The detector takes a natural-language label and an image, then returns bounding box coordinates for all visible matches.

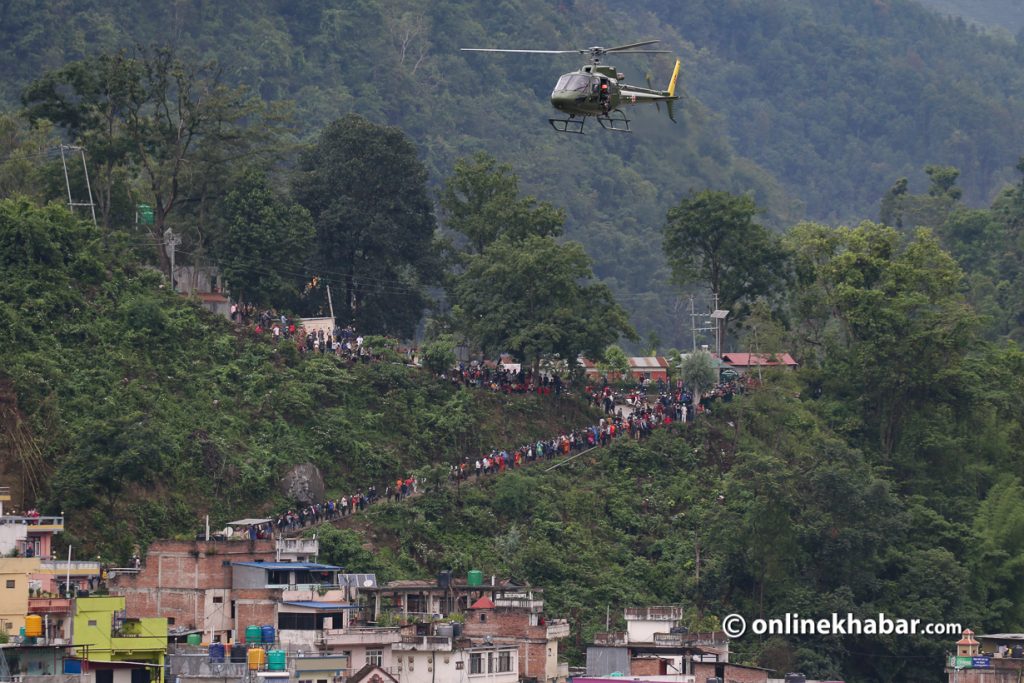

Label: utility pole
[164,228,182,290]
[690,295,715,353]
[58,145,97,225]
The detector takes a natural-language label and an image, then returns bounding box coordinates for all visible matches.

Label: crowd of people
[444,365,564,396]
[239,373,752,541]
[225,307,754,538]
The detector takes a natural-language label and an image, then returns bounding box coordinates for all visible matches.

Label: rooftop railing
[0,515,64,527]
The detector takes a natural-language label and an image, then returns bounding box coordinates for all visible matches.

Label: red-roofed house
[581,357,669,382]
[721,353,798,374]
[470,596,496,609]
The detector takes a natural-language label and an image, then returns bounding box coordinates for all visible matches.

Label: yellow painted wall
[0,557,41,635]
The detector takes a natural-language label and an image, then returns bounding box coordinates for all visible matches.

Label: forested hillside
[915,0,1024,33]
[4,0,1024,345]
[7,4,1024,681]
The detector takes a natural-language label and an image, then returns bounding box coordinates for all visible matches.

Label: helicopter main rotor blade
[461,48,579,54]
[604,39,663,52]
[604,50,672,54]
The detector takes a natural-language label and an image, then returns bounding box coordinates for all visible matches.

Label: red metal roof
[470,596,495,609]
[721,352,798,367]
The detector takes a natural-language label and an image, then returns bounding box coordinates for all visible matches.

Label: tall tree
[293,114,437,336]
[451,235,635,366]
[22,50,141,228]
[440,151,564,257]
[663,190,786,339]
[214,171,314,308]
[23,47,279,273]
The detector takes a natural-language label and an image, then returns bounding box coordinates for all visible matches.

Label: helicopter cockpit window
[555,75,572,91]
[565,74,591,92]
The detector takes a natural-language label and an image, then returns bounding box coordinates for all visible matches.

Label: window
[167,618,175,625]
[5,580,14,589]
[88,620,97,627]
[367,650,383,667]
[479,613,486,622]
[456,662,464,671]
[487,653,493,673]
[566,74,592,92]
[496,651,512,673]
[212,596,223,604]
[470,653,483,675]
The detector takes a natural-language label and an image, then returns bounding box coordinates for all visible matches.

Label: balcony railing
[546,621,571,639]
[27,597,73,613]
[593,632,627,646]
[394,635,453,651]
[0,515,64,528]
[39,560,101,575]
[321,627,402,647]
[624,606,684,621]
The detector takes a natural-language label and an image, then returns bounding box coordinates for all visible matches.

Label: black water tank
[230,644,247,663]
[785,673,807,683]
[706,678,723,683]
[437,570,453,589]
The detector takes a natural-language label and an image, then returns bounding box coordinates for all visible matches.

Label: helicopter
[461,40,681,134]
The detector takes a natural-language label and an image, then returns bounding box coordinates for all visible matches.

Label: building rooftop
[232,562,341,570]
[281,601,360,610]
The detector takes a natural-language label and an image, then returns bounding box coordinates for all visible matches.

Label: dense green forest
[916,0,1024,33]
[4,0,1024,345]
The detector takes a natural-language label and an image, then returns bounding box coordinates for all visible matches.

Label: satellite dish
[363,579,374,587]
[222,527,234,538]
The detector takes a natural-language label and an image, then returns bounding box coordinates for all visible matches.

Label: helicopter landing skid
[549,117,585,134]
[597,110,631,132]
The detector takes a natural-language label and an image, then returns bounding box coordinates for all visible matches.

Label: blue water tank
[261,625,276,645]
[209,642,225,662]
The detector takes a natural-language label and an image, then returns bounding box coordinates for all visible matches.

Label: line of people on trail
[258,403,675,540]
[232,347,753,539]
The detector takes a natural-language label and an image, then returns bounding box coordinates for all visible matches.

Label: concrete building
[463,596,569,683]
[0,557,41,636]
[72,596,167,683]
[944,629,1024,683]
[586,607,739,681]
[391,630,519,683]
[0,505,100,643]
[107,538,279,639]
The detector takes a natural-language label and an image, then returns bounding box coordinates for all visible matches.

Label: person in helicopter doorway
[599,78,610,114]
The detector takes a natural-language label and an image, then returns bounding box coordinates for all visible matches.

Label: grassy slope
[0,198,600,560]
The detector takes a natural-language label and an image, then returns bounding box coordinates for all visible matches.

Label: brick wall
[463,608,556,680]
[109,540,276,634]
[631,657,663,676]
[693,662,767,683]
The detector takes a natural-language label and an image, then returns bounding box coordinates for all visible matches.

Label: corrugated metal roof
[281,601,360,610]
[722,353,798,367]
[628,357,668,368]
[231,562,341,570]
